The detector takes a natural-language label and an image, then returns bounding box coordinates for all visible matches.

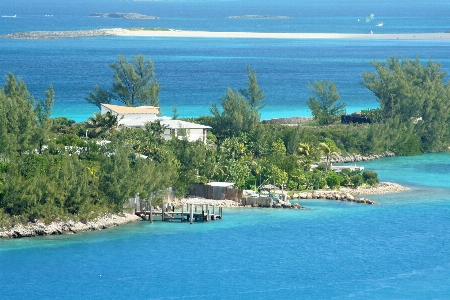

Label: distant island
[229,15,291,19]
[90,13,159,20]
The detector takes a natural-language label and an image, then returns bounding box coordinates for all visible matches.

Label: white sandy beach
[114,28,450,40]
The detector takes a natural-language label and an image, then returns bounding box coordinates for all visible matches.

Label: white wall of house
[116,114,158,127]
[163,127,208,143]
[100,104,210,143]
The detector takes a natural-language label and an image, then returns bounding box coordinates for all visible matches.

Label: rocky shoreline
[90,13,159,20]
[1,182,407,239]
[229,15,291,19]
[178,181,408,208]
[327,152,396,163]
[0,213,141,239]
[1,28,126,40]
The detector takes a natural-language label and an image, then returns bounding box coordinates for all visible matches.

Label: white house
[330,163,364,173]
[100,103,211,144]
[100,103,159,127]
[159,117,211,144]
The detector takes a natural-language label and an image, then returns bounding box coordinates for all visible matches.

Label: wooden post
[206,204,210,222]
[190,204,193,224]
[201,205,204,222]
[162,204,165,222]
[149,201,153,223]
[181,204,184,222]
[219,207,222,219]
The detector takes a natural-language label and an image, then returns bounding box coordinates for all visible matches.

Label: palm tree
[295,142,319,190]
[86,112,118,138]
[319,139,339,172]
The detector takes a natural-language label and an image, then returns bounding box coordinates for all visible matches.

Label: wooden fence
[189,184,244,202]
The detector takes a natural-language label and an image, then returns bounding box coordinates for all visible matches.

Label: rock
[299,192,308,199]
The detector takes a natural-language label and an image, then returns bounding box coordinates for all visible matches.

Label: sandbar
[116,28,450,40]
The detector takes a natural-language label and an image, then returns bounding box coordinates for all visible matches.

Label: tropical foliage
[2,55,449,227]
[85,54,161,108]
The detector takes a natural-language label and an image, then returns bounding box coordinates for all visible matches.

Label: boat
[1,15,17,18]
[376,22,383,26]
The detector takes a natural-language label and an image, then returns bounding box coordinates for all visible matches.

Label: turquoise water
[1,0,450,121]
[1,1,450,298]
[1,153,450,299]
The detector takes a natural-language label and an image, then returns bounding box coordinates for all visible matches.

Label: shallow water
[1,153,450,299]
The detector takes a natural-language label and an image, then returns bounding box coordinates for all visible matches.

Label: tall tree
[210,88,260,139]
[85,55,161,108]
[110,55,161,107]
[306,80,346,125]
[239,65,266,110]
[0,74,38,155]
[34,85,55,153]
[361,56,450,152]
[84,84,113,109]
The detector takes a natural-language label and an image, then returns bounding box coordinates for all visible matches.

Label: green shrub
[363,170,379,185]
[396,135,422,156]
[326,172,344,189]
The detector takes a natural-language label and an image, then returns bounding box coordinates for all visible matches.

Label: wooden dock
[135,203,222,224]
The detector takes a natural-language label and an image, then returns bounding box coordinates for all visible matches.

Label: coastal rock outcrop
[229,15,292,19]
[90,13,159,20]
[286,182,408,204]
[1,28,127,40]
[0,213,141,239]
[326,152,396,163]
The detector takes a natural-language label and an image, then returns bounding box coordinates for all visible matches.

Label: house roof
[159,119,211,129]
[101,103,159,114]
[206,182,235,187]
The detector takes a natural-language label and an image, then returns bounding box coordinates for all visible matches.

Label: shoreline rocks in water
[288,182,408,204]
[0,28,127,40]
[0,213,141,239]
[229,15,292,19]
[90,13,159,20]
[178,182,408,208]
[327,152,396,163]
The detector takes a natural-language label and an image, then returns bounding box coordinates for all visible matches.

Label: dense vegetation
[1,55,449,227]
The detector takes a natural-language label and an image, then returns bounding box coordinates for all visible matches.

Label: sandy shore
[116,28,450,40]
[2,28,449,40]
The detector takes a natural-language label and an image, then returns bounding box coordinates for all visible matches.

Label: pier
[135,203,222,224]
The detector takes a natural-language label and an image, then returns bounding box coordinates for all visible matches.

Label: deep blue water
[1,0,450,121]
[1,1,450,298]
[1,153,450,299]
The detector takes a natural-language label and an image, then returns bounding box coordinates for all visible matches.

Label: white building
[100,103,211,144]
[101,103,159,126]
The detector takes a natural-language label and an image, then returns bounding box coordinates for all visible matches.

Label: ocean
[1,1,450,298]
[1,0,450,121]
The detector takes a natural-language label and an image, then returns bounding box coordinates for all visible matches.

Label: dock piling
[149,201,153,223]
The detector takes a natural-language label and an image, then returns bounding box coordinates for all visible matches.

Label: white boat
[376,22,383,26]
[2,15,17,18]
